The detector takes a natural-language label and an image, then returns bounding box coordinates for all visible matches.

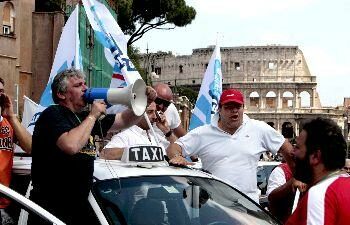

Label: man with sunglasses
[167,89,294,203]
[343,159,350,175]
[153,83,186,148]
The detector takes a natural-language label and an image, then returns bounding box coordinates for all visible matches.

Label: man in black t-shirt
[29,69,156,225]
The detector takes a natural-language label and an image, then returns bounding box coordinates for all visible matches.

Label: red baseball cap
[219,89,244,105]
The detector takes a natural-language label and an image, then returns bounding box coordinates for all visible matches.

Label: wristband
[87,116,96,121]
[164,130,172,137]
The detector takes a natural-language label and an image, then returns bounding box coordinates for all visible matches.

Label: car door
[0,183,65,225]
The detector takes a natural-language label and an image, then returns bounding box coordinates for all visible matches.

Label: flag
[21,96,44,134]
[189,45,222,130]
[82,0,142,87]
[39,5,82,106]
[14,96,45,153]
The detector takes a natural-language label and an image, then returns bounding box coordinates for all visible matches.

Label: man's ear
[57,92,66,101]
[309,149,322,166]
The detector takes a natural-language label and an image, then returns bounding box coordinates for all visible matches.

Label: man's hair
[302,117,346,170]
[0,77,4,86]
[51,69,85,104]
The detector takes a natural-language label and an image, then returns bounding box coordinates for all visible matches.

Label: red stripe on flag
[112,73,125,80]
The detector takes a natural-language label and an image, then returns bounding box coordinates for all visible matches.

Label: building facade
[142,45,345,136]
[0,0,35,114]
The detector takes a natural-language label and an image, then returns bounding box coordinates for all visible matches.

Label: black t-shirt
[30,105,114,212]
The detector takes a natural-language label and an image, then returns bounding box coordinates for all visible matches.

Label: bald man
[343,159,350,175]
[153,83,186,148]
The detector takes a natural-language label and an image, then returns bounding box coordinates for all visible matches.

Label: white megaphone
[83,79,147,116]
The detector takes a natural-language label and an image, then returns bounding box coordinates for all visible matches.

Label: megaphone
[83,79,147,116]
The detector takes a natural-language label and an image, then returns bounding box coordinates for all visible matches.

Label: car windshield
[92,175,279,225]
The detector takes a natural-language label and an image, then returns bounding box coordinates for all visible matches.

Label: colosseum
[141,45,345,138]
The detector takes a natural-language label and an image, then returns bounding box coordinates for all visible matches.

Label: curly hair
[302,117,346,170]
[51,69,85,104]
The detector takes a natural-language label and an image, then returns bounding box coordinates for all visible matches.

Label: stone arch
[2,2,16,35]
[265,91,277,108]
[249,91,260,108]
[282,91,294,108]
[300,91,311,108]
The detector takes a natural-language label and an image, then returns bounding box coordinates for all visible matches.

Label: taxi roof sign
[121,145,166,164]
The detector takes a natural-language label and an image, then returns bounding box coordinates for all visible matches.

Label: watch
[164,130,172,137]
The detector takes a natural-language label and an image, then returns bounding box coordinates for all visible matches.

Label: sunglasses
[343,166,350,171]
[155,97,171,107]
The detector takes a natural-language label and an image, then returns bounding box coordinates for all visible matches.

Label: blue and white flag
[189,45,222,130]
[82,0,142,87]
[39,5,82,106]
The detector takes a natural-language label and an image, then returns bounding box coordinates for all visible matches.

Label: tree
[127,45,147,81]
[114,0,196,46]
[35,0,65,12]
[176,86,198,105]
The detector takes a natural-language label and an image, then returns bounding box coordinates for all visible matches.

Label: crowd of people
[1,68,350,225]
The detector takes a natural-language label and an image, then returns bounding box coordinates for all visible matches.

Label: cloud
[302,46,350,106]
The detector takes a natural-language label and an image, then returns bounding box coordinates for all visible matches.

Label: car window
[92,176,280,225]
[257,164,279,195]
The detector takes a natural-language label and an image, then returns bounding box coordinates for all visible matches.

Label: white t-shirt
[104,125,165,150]
[153,103,181,148]
[266,166,286,197]
[175,113,285,202]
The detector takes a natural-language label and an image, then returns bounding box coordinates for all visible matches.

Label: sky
[134,0,350,107]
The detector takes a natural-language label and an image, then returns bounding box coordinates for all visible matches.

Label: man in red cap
[167,89,293,202]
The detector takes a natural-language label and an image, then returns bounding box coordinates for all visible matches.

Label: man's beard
[294,157,313,184]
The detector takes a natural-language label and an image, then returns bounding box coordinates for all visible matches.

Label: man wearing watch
[101,102,176,160]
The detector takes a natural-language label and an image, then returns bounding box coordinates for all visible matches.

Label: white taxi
[12,146,281,225]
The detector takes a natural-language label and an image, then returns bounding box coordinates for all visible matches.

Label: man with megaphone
[29,69,156,225]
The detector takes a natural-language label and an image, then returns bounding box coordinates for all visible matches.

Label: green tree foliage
[176,86,198,105]
[127,45,147,81]
[114,0,196,46]
[35,0,66,12]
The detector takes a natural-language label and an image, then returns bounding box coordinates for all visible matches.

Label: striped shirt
[286,173,350,225]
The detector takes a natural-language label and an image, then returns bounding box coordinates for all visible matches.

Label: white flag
[189,45,222,130]
[39,5,82,106]
[82,0,142,87]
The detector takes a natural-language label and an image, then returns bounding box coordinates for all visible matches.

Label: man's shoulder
[188,124,213,134]
[309,174,350,200]
[116,125,140,136]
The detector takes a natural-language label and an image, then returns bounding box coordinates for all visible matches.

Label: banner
[82,0,142,87]
[189,45,222,130]
[39,5,82,106]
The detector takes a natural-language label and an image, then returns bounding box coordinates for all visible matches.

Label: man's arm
[8,116,32,154]
[268,178,306,201]
[173,124,186,138]
[166,143,194,166]
[100,147,124,160]
[1,94,31,153]
[277,140,295,171]
[56,101,105,155]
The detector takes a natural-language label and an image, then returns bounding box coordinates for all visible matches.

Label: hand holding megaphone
[89,100,107,120]
[83,79,147,116]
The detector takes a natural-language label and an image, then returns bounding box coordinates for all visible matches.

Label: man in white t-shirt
[101,102,176,159]
[153,84,186,148]
[167,89,294,202]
